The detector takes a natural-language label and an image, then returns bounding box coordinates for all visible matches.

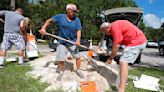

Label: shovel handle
[43,32,108,54]
[45,32,89,50]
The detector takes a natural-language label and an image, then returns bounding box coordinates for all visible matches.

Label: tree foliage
[15,0,138,41]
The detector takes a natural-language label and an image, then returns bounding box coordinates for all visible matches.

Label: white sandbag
[133,74,160,91]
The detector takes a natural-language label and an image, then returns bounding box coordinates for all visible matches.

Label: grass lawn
[125,66,164,92]
[0,60,164,92]
[0,61,49,92]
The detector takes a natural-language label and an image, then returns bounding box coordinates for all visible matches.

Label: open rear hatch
[102,7,143,25]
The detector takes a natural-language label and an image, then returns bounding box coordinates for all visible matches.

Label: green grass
[0,62,49,92]
[124,66,164,92]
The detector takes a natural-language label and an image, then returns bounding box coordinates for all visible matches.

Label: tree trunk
[11,0,15,10]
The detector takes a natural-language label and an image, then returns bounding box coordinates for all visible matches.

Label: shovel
[45,32,97,53]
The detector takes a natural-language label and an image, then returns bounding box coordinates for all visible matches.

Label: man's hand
[39,18,53,35]
[76,30,81,46]
[39,29,46,35]
[106,58,113,64]
[76,39,80,46]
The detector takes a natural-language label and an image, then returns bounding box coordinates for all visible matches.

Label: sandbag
[26,32,38,58]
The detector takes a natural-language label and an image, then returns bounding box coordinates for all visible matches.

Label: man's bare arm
[40,18,53,35]
[0,10,6,17]
[76,30,81,46]
[0,11,6,23]
[110,44,120,59]
[20,20,26,35]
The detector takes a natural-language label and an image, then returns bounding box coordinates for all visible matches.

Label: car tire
[159,47,164,56]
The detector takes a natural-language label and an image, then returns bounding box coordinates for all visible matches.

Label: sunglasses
[68,9,77,14]
[73,10,77,13]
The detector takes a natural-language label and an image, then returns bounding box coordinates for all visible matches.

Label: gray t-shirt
[0,10,24,33]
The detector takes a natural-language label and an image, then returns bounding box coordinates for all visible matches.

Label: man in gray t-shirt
[0,8,26,68]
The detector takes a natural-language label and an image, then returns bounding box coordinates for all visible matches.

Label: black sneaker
[0,65,4,69]
[57,72,64,81]
[76,70,84,78]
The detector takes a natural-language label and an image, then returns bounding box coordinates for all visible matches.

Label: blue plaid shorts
[1,33,25,51]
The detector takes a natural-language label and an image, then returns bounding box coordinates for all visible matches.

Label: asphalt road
[141,48,164,68]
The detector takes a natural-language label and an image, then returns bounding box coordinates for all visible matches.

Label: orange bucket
[80,81,97,92]
[26,33,35,41]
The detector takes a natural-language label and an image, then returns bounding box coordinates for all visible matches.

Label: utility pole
[11,0,15,10]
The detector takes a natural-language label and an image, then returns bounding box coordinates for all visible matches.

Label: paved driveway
[141,48,164,68]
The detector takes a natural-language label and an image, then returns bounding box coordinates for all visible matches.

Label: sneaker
[76,70,84,78]
[0,65,4,69]
[57,72,64,81]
